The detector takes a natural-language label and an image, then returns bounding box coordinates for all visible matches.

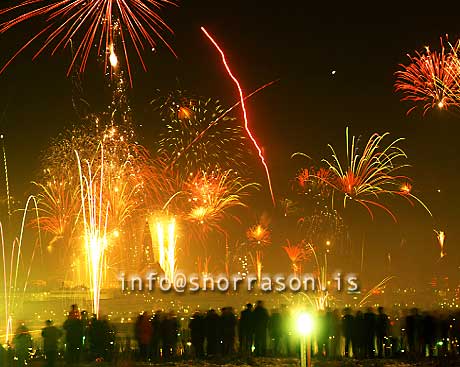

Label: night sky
[0,3,459,289]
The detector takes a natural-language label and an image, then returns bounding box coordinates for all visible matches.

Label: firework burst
[301,128,432,221]
[395,38,460,114]
[246,223,271,247]
[183,169,259,235]
[0,0,176,83]
[282,239,310,275]
[156,94,251,176]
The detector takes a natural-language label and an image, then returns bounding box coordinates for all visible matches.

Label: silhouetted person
[330,309,341,358]
[316,310,328,358]
[279,304,292,356]
[150,311,162,360]
[352,310,365,359]
[68,304,80,320]
[342,308,353,357]
[135,311,152,361]
[42,320,62,367]
[161,311,178,359]
[253,300,269,357]
[13,324,32,367]
[189,311,205,358]
[239,303,254,356]
[269,308,282,356]
[422,311,436,358]
[376,307,388,358]
[205,309,220,356]
[364,307,376,358]
[63,306,83,365]
[221,307,237,356]
[88,315,113,361]
[406,308,421,359]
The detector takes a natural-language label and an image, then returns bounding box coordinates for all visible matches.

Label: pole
[300,334,306,367]
[307,334,311,367]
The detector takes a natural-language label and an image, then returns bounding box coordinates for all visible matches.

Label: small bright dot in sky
[437,189,441,193]
[331,70,336,75]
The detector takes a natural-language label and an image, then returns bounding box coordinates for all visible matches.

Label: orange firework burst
[295,166,333,197]
[184,169,259,234]
[246,224,271,247]
[0,0,177,84]
[282,239,310,275]
[296,128,431,221]
[395,38,460,114]
[32,172,80,243]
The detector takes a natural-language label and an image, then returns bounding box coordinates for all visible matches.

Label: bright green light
[297,312,314,335]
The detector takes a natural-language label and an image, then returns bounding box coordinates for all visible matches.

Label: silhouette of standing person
[269,308,282,356]
[364,307,376,358]
[239,303,254,356]
[352,310,365,359]
[189,310,205,358]
[204,309,220,356]
[135,311,152,361]
[42,320,62,367]
[253,300,269,357]
[13,323,32,367]
[342,308,353,357]
[63,305,83,365]
[376,307,388,358]
[221,307,237,356]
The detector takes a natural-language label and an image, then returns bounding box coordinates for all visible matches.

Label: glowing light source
[109,44,118,68]
[297,312,314,335]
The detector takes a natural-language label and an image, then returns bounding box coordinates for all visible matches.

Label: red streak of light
[201,26,275,206]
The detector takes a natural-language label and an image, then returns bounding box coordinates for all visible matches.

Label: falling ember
[400,182,412,195]
[201,27,276,206]
[76,149,109,318]
[435,230,446,258]
[256,251,262,282]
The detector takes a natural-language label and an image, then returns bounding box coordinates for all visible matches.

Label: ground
[26,358,456,367]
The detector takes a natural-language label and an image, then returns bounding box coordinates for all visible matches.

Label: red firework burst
[395,38,460,115]
[0,0,177,84]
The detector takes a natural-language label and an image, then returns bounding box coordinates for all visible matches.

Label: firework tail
[201,27,276,206]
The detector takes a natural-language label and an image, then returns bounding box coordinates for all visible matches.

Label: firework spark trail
[1,196,42,343]
[201,27,275,206]
[76,148,109,318]
[1,135,11,217]
[298,128,432,221]
[435,229,446,258]
[358,276,395,307]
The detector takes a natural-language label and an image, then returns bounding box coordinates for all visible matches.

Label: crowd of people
[1,302,460,365]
